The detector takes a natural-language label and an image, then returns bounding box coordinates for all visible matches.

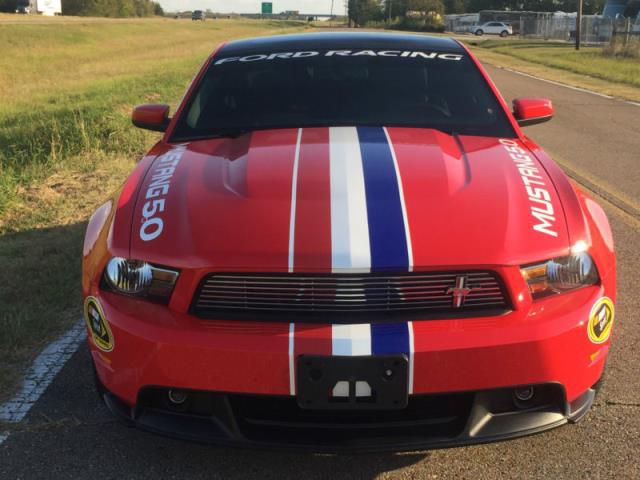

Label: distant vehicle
[474,22,513,37]
[192,10,206,21]
[15,6,30,13]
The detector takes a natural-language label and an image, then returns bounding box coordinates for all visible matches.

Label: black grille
[192,271,510,321]
[230,393,473,446]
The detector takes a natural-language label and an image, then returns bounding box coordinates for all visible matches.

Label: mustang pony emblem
[447,276,475,308]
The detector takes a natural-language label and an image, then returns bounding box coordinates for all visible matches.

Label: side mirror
[512,98,554,127]
[132,104,170,132]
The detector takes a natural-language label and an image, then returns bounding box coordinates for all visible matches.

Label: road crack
[603,400,640,408]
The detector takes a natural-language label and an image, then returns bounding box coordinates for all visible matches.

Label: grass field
[471,39,640,90]
[0,16,308,401]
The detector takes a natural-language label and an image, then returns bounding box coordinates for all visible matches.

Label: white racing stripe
[288,323,295,395]
[383,126,414,272]
[329,127,371,273]
[408,321,415,394]
[332,324,372,356]
[287,128,303,273]
[0,320,86,445]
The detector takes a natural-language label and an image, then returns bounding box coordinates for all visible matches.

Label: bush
[391,16,446,32]
[602,34,640,59]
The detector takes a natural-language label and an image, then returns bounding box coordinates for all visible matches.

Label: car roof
[216,32,464,57]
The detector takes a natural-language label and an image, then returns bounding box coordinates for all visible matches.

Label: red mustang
[82,32,616,451]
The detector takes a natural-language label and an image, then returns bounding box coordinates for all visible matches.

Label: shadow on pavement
[0,345,430,479]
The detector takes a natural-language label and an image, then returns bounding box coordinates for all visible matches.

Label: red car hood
[129,127,570,271]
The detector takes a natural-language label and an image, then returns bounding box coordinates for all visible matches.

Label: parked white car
[474,22,513,37]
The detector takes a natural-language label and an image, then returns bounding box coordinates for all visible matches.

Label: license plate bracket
[296,354,409,410]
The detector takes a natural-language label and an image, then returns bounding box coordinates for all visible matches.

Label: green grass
[0,17,308,400]
[472,40,640,89]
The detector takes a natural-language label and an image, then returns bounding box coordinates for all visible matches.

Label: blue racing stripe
[371,322,410,354]
[357,127,408,271]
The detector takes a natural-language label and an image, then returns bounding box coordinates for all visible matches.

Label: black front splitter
[99,381,597,454]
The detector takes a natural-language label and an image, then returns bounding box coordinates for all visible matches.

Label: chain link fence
[605,21,640,57]
[445,12,635,45]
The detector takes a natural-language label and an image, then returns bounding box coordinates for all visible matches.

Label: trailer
[19,0,61,15]
[36,0,61,16]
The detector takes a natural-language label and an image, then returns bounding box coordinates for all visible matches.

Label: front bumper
[87,284,611,449]
[99,381,598,453]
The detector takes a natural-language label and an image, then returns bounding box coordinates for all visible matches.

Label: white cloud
[158,0,341,14]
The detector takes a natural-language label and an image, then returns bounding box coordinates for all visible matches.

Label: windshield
[171,49,515,141]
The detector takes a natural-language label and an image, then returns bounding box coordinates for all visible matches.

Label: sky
[158,0,339,14]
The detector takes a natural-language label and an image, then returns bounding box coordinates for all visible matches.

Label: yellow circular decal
[587,297,614,344]
[83,296,114,352]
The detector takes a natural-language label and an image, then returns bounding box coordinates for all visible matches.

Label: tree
[384,0,409,18]
[348,0,384,26]
[407,0,444,15]
[464,0,512,13]
[584,0,606,14]
[443,0,465,13]
[61,0,164,17]
[624,0,640,18]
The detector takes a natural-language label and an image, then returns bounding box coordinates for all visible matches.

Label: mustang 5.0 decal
[500,138,558,238]
[84,297,114,352]
[588,297,614,344]
[139,145,186,242]
[214,50,464,66]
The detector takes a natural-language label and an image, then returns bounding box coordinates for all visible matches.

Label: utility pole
[575,0,583,50]
[388,0,393,23]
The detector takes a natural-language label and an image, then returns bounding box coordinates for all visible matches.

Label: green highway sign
[261,2,273,14]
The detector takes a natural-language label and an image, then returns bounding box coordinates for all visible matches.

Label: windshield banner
[214,50,464,66]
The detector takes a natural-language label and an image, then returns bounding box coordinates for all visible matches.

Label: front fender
[573,185,616,301]
[82,152,159,297]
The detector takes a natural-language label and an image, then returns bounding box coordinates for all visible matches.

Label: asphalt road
[1,64,639,480]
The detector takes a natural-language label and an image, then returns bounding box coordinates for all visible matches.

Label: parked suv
[474,22,513,37]
[192,10,206,21]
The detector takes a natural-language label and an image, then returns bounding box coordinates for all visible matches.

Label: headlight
[521,252,599,299]
[103,257,179,302]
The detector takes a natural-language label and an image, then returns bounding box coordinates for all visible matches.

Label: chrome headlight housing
[103,257,179,302]
[521,251,599,299]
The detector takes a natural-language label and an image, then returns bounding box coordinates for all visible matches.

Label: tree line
[348,0,612,27]
[0,0,164,16]
[62,0,164,17]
